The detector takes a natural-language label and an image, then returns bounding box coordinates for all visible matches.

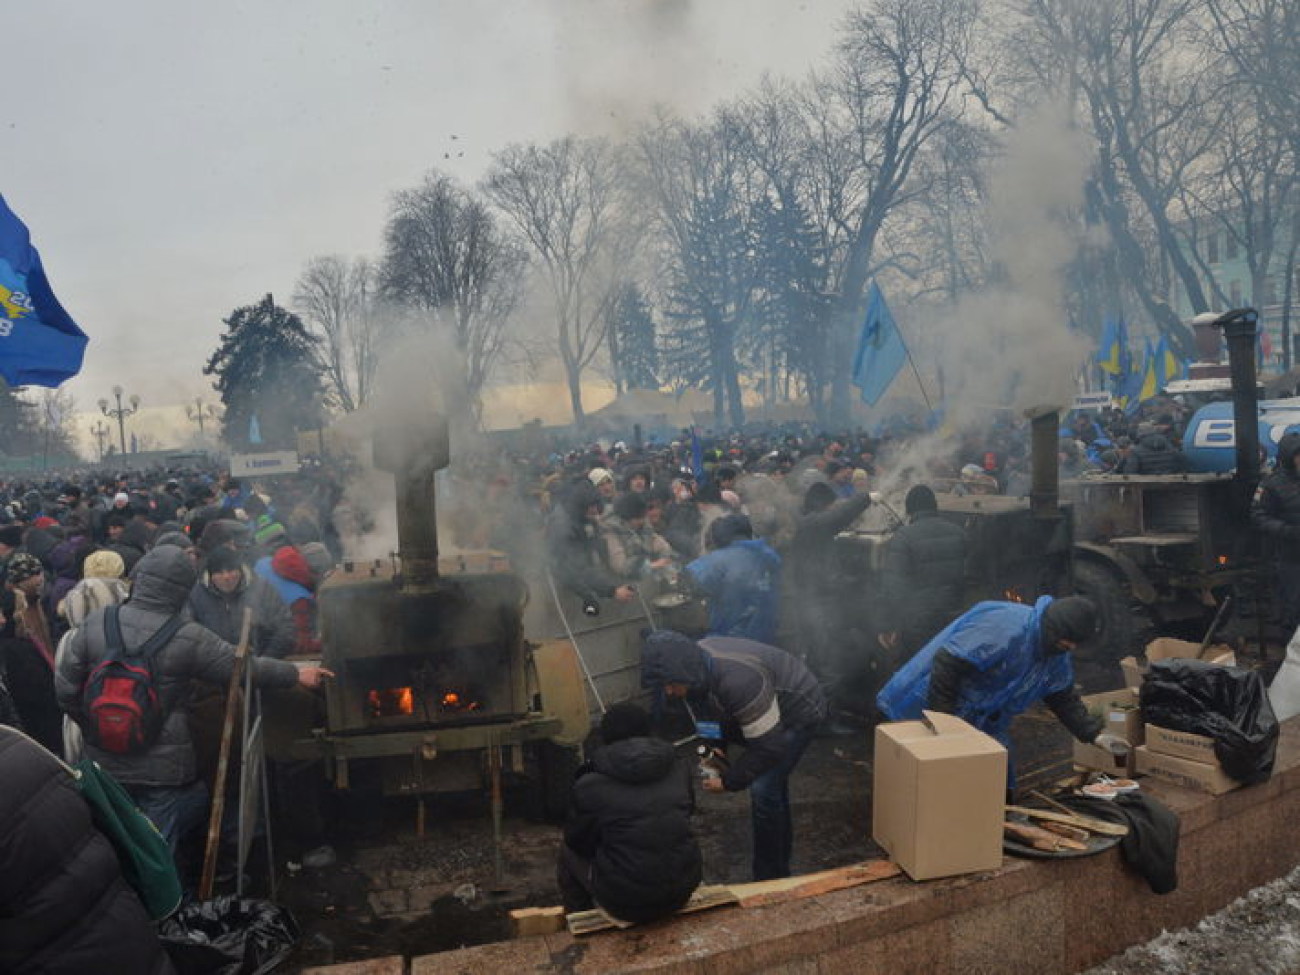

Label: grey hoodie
[55,546,299,787]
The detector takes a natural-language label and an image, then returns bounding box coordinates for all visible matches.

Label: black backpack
[82,607,186,755]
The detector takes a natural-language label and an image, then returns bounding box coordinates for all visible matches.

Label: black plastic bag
[1140,659,1279,784]
[159,896,299,975]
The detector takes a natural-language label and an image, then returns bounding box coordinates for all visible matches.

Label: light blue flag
[249,414,263,445]
[0,195,88,387]
[851,281,908,407]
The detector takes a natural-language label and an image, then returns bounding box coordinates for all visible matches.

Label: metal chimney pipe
[1216,308,1262,501]
[1028,407,1061,519]
[373,419,451,593]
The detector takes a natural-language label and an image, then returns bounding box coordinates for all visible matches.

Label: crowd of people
[0,399,1228,952]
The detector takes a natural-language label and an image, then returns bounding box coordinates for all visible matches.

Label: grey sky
[2,0,850,425]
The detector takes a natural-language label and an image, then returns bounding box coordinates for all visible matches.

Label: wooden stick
[1006,804,1129,837]
[1029,789,1082,819]
[199,609,254,900]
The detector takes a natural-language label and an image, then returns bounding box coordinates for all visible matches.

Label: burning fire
[1217,555,1229,566]
[1003,587,1026,603]
[367,687,415,718]
[441,691,481,713]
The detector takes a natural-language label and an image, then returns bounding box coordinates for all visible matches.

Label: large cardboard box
[1145,723,1217,763]
[1120,638,1236,690]
[873,711,1007,881]
[1135,745,1241,795]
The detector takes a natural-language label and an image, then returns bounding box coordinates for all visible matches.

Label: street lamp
[89,420,110,463]
[98,385,140,457]
[186,397,219,438]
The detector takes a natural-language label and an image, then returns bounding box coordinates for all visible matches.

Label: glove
[1043,688,1105,743]
[1093,731,1131,756]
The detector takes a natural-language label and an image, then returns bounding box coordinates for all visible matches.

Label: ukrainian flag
[1096,318,1125,377]
[1138,339,1159,403]
[1155,334,1182,385]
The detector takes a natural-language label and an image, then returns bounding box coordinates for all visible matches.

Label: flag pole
[902,342,934,414]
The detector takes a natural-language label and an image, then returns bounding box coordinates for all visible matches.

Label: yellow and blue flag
[1096,318,1126,377]
[1154,334,1182,385]
[1138,339,1159,403]
[851,281,908,407]
[0,196,87,387]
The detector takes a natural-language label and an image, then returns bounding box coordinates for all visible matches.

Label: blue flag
[249,414,263,445]
[689,426,704,481]
[1096,318,1125,377]
[0,196,88,387]
[851,281,908,407]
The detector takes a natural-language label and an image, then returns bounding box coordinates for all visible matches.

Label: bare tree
[293,255,382,412]
[380,172,525,426]
[817,0,977,423]
[1017,0,1216,357]
[483,137,621,424]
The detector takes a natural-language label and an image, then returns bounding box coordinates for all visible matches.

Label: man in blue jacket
[876,596,1103,763]
[684,514,781,643]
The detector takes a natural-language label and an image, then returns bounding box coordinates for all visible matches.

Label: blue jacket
[685,539,782,643]
[254,555,312,607]
[875,596,1074,744]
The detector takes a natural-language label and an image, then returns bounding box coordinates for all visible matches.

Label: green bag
[74,759,184,921]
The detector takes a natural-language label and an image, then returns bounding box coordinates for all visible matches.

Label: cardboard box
[1135,745,1241,795]
[1144,723,1217,763]
[1083,688,1144,746]
[872,711,1007,881]
[1120,638,1236,690]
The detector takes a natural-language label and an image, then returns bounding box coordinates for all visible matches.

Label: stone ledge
[310,716,1300,975]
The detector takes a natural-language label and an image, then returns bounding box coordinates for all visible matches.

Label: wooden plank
[566,885,738,936]
[509,906,566,937]
[734,860,901,908]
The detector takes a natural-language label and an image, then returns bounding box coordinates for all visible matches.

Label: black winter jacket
[1252,432,1300,562]
[642,633,828,790]
[1119,433,1186,475]
[547,503,620,604]
[0,727,175,975]
[880,511,967,640]
[188,567,296,657]
[565,736,701,922]
[789,492,872,599]
[55,547,300,787]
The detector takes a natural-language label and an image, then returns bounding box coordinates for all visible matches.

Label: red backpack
[83,607,185,755]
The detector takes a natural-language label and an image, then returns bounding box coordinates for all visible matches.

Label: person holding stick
[53,546,331,867]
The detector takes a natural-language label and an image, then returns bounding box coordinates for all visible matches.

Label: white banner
[230,450,300,477]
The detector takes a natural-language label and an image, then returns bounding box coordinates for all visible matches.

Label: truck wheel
[521,741,581,824]
[1072,560,1153,691]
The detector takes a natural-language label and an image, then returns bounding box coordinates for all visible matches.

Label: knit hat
[0,525,23,548]
[1041,596,1099,651]
[587,467,614,488]
[253,519,289,547]
[82,549,126,580]
[205,547,243,575]
[299,542,334,580]
[113,492,130,506]
[905,484,938,516]
[153,531,194,551]
[5,552,43,585]
[600,702,652,745]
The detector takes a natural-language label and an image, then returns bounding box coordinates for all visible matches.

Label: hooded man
[55,546,331,854]
[641,630,827,880]
[876,596,1104,777]
[547,481,635,611]
[558,702,702,923]
[254,544,323,655]
[878,485,968,666]
[1252,431,1300,632]
[685,514,782,644]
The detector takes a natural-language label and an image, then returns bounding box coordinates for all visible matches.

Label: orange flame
[367,687,415,718]
[1003,587,1025,603]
